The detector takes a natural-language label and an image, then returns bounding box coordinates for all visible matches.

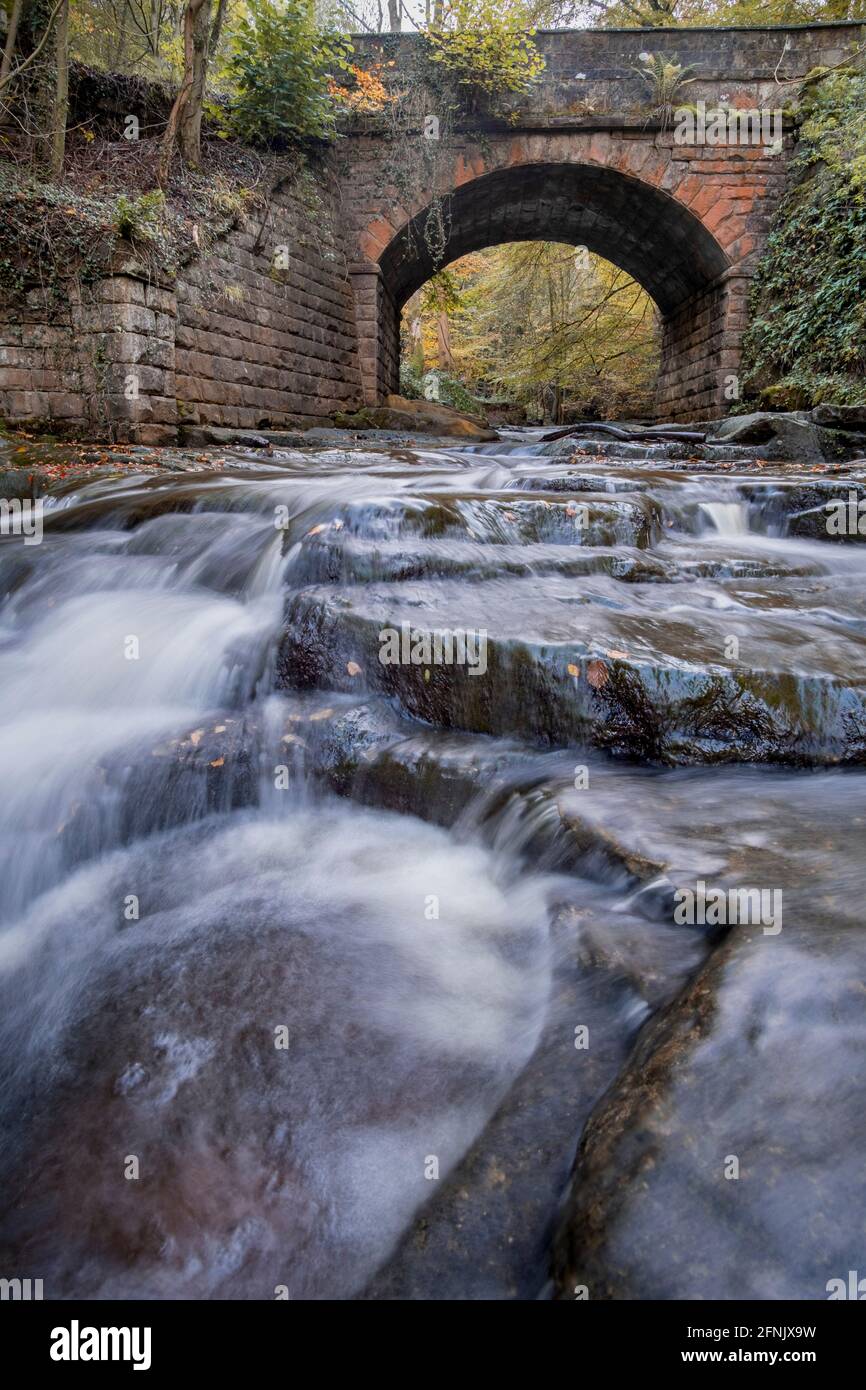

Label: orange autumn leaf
[567,662,580,678]
[587,659,608,689]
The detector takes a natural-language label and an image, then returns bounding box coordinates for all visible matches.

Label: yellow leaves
[209,757,225,768]
[567,659,611,688]
[329,64,396,114]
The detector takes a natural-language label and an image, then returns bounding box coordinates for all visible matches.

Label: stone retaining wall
[0,169,363,443]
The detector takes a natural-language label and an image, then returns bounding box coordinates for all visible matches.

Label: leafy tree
[404,242,659,420]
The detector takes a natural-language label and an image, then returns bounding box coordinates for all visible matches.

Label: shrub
[425,0,544,102]
[399,362,424,399]
[632,52,697,129]
[113,189,166,242]
[422,368,478,413]
[227,0,352,146]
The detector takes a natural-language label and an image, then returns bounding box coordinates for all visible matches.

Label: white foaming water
[0,478,555,1298]
[0,803,552,1299]
[698,501,750,536]
[0,531,286,919]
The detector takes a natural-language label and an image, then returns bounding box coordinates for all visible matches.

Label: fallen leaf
[346,660,362,677]
[587,659,608,690]
[209,757,225,768]
[189,728,205,747]
[567,662,580,678]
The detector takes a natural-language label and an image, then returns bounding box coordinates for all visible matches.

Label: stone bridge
[1,22,863,440]
[340,22,862,421]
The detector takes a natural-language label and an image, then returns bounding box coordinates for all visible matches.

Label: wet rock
[552,903,866,1300]
[334,394,498,441]
[178,426,277,449]
[292,533,669,586]
[0,805,553,1299]
[708,411,859,462]
[811,404,866,431]
[277,579,866,766]
[363,893,704,1300]
[549,768,866,1301]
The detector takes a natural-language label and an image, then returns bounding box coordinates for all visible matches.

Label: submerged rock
[549,766,866,1301]
[334,394,498,441]
[278,577,866,766]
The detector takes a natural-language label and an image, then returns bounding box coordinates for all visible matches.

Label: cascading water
[1,433,865,1300]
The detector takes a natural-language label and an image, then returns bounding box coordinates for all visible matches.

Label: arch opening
[380,163,731,319]
[365,162,739,423]
[401,243,661,426]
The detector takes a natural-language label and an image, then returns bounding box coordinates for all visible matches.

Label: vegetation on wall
[739,68,866,409]
[426,0,544,103]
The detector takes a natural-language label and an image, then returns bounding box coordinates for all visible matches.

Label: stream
[0,428,864,1300]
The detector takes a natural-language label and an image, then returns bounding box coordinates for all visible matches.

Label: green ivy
[739,69,866,409]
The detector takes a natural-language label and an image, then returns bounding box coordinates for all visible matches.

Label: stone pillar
[655,267,752,423]
[349,262,399,405]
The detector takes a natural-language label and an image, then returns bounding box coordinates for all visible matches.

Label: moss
[0,159,264,308]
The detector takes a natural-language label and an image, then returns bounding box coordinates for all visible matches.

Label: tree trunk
[436,310,454,372]
[158,0,211,184]
[0,0,24,87]
[409,315,424,378]
[387,0,401,31]
[48,0,68,178]
[209,0,228,54]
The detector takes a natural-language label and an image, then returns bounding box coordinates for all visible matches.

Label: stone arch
[352,156,750,422]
